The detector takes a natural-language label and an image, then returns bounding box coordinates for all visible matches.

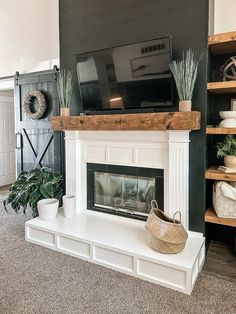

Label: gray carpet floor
[0,191,236,314]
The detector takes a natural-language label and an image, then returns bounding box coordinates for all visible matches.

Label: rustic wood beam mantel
[51,111,201,131]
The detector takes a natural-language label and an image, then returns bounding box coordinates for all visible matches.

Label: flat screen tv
[76,36,173,113]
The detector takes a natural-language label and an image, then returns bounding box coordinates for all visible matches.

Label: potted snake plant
[169,49,202,112]
[57,69,73,116]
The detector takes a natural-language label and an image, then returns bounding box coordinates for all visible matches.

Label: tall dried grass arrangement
[57,69,73,108]
[169,49,202,101]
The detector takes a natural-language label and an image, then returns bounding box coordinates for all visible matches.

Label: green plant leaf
[217,135,236,158]
[42,182,54,198]
[4,167,63,217]
[169,49,202,101]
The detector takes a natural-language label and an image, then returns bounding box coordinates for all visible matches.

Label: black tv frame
[76,35,173,115]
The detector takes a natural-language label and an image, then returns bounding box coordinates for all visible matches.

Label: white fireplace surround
[25,129,205,295]
[65,130,190,228]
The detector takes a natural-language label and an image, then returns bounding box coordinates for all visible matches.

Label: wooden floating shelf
[208,31,236,55]
[205,166,236,181]
[206,127,236,134]
[52,111,201,131]
[207,81,236,94]
[205,208,236,228]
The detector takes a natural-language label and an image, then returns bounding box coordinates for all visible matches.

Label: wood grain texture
[51,111,201,131]
[207,81,236,94]
[209,31,236,55]
[205,166,236,181]
[205,208,236,228]
[206,127,236,134]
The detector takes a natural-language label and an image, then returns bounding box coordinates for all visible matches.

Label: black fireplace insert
[87,163,164,220]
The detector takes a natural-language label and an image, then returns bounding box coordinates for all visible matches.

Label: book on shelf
[218,165,236,173]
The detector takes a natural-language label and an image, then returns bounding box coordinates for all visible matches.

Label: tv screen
[76,36,173,113]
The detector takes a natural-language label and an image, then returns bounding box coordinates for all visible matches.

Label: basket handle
[151,200,158,209]
[173,211,182,223]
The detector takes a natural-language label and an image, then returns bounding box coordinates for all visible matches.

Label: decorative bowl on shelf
[219,111,236,119]
[219,111,236,127]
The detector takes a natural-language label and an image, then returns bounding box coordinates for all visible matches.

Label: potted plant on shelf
[4,167,63,219]
[169,49,202,112]
[57,68,73,116]
[217,135,236,167]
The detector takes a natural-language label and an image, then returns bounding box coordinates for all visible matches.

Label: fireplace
[64,130,190,229]
[87,163,164,220]
[25,129,206,295]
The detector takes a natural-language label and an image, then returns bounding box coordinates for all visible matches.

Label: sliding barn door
[14,68,63,175]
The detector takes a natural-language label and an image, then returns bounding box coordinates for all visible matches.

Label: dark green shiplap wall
[59,0,209,232]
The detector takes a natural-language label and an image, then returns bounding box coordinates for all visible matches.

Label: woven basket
[213,181,236,218]
[145,201,188,254]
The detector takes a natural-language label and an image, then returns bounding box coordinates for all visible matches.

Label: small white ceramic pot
[62,194,75,218]
[179,100,192,112]
[224,155,236,167]
[37,198,59,221]
[60,107,70,116]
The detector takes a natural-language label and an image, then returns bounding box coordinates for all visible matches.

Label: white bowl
[219,119,236,127]
[219,111,236,120]
[37,198,59,221]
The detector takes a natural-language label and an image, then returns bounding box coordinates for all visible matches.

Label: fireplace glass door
[95,172,155,215]
[87,163,163,220]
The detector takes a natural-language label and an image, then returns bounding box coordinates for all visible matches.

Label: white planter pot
[179,100,192,112]
[37,198,59,221]
[62,194,75,218]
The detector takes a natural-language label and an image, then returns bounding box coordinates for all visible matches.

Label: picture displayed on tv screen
[76,36,173,112]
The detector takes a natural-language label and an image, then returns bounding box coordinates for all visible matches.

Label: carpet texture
[0,193,236,313]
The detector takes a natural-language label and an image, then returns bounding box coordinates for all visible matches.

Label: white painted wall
[214,0,236,34]
[0,0,59,77]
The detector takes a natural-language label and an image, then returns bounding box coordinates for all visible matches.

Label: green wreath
[23,90,47,120]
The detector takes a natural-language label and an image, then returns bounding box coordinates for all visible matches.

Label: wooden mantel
[51,111,201,131]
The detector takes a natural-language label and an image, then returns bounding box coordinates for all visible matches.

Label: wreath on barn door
[23,90,47,120]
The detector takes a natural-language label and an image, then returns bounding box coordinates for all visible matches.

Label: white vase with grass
[169,49,202,112]
[57,69,73,116]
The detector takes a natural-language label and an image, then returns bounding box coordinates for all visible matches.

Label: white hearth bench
[26,210,205,295]
[26,112,204,295]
